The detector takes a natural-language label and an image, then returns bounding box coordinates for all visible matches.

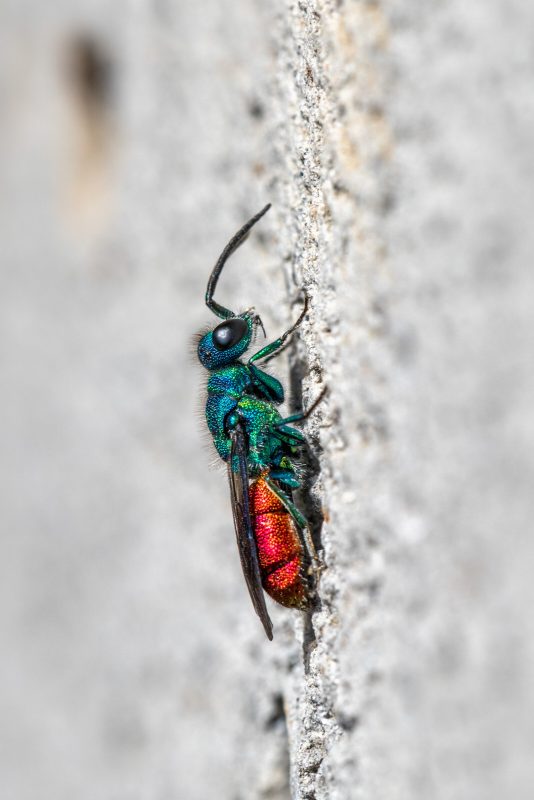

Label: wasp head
[197,313,254,369]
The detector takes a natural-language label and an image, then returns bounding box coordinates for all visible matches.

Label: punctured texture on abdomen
[249,477,309,609]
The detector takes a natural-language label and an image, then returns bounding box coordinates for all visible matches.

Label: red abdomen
[249,477,310,609]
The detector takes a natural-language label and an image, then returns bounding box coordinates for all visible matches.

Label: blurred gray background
[1,2,533,799]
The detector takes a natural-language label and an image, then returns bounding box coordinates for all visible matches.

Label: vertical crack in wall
[288,334,324,671]
[268,0,392,797]
[261,693,292,800]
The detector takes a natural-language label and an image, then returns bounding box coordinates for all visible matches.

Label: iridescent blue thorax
[204,362,254,463]
[204,360,290,471]
[207,362,252,397]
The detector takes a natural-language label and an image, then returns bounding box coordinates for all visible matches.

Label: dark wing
[228,423,273,640]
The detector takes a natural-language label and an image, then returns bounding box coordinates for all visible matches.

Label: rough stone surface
[1,2,533,799]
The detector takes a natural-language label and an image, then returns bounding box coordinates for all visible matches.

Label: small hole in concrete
[66,34,114,111]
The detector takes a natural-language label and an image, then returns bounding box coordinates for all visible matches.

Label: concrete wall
[1,2,533,799]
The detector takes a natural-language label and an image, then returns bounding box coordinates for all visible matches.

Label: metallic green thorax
[202,349,305,489]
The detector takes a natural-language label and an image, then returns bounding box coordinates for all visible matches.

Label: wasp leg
[264,475,322,576]
[271,424,305,444]
[248,295,308,365]
[276,387,328,427]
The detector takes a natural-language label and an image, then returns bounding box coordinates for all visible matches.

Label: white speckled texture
[1,1,533,799]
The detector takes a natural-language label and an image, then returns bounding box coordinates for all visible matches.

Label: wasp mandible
[196,204,324,640]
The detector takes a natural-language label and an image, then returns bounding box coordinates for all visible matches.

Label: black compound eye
[212,318,248,351]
